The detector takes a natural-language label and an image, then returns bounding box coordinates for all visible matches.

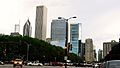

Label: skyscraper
[98,49,103,61]
[51,17,66,48]
[103,40,118,58]
[85,38,94,63]
[23,19,32,37]
[70,23,81,55]
[81,43,85,60]
[35,5,47,41]
[15,24,20,33]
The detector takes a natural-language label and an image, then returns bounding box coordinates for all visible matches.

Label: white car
[27,61,43,66]
[0,61,4,65]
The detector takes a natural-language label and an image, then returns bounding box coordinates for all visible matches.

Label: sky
[0,0,120,51]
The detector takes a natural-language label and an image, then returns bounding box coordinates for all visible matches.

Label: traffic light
[69,44,72,51]
[67,43,72,52]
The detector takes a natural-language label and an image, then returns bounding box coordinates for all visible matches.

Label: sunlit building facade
[35,5,47,41]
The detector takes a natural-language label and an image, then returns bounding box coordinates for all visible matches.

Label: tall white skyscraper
[35,5,47,41]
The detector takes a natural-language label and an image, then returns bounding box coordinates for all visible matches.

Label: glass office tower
[51,17,66,48]
[70,23,81,55]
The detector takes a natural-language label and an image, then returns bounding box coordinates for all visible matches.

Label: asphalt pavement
[0,64,93,68]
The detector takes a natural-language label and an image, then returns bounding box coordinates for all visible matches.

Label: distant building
[10,23,21,36]
[35,5,47,41]
[50,17,66,48]
[85,38,94,63]
[81,43,85,60]
[70,23,81,55]
[98,49,103,61]
[23,19,32,37]
[103,40,119,59]
[15,24,20,33]
[10,32,21,36]
[93,50,97,61]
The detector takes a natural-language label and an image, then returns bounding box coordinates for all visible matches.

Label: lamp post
[27,44,29,62]
[64,16,76,68]
[24,42,31,62]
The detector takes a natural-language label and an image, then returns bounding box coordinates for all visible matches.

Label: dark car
[104,60,120,68]
[13,59,23,68]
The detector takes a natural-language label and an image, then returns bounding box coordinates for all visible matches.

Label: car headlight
[14,62,17,64]
[19,62,22,64]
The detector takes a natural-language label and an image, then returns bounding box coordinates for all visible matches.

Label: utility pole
[64,16,76,68]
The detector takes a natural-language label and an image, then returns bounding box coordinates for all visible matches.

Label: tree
[0,35,82,63]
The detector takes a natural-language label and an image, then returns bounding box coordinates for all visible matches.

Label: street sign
[64,56,67,60]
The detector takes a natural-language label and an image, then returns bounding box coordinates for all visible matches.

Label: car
[0,61,4,65]
[93,63,99,68]
[104,60,120,68]
[27,61,43,66]
[13,59,23,68]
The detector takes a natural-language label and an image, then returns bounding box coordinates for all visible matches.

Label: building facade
[10,32,21,36]
[85,38,94,63]
[70,23,81,55]
[103,40,118,59]
[81,43,85,60]
[98,49,103,61]
[35,5,47,41]
[50,17,66,48]
[23,19,32,37]
[93,50,97,61]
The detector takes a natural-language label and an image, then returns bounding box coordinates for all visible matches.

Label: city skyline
[0,0,120,51]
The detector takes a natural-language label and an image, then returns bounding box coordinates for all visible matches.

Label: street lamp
[64,16,76,68]
[24,42,31,62]
[27,44,30,62]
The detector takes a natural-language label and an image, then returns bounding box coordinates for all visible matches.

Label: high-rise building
[98,49,103,61]
[10,23,21,36]
[85,38,94,63]
[23,19,32,37]
[70,23,81,55]
[81,43,85,60]
[103,40,118,59]
[35,5,47,41]
[15,24,20,33]
[93,50,97,61]
[50,17,66,48]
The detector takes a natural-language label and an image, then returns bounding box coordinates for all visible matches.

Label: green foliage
[0,35,82,63]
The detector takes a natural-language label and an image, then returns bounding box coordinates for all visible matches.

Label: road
[0,64,93,68]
